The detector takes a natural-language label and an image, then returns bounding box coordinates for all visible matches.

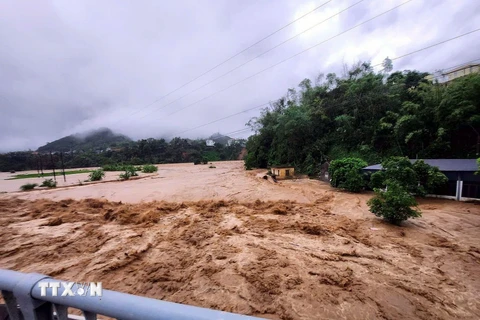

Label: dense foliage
[0,137,245,172]
[370,157,448,196]
[141,164,158,173]
[245,62,480,172]
[329,158,367,192]
[367,181,421,224]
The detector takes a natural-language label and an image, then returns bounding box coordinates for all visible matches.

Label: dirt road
[0,161,479,319]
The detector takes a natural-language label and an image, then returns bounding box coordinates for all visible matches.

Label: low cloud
[1,0,479,151]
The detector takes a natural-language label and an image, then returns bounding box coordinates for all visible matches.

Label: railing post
[12,273,51,320]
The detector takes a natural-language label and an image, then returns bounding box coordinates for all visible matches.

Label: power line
[225,128,252,136]
[168,102,269,137]
[166,16,480,119]
[372,28,480,68]
[169,48,480,140]
[113,0,333,122]
[161,0,414,118]
[136,0,364,120]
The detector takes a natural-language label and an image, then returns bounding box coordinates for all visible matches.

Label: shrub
[102,164,122,171]
[368,181,421,225]
[209,165,216,168]
[142,164,158,173]
[329,158,367,193]
[20,183,37,191]
[119,171,131,180]
[89,169,105,181]
[40,179,57,188]
[193,160,201,165]
[103,164,143,172]
[125,165,138,177]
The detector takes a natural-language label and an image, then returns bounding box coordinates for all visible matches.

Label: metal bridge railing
[0,269,263,320]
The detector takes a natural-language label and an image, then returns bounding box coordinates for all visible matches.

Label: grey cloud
[1,0,479,152]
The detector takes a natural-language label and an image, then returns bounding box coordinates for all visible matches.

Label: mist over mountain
[37,128,131,152]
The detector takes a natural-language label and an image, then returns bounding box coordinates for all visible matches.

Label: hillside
[209,132,232,145]
[37,128,131,152]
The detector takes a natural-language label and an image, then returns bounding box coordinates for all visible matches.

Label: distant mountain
[37,128,131,152]
[209,132,232,145]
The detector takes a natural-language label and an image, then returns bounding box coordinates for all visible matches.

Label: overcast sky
[1,0,479,152]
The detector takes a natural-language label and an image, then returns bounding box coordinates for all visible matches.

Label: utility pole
[39,155,44,176]
[36,155,40,176]
[50,152,56,181]
[60,152,66,182]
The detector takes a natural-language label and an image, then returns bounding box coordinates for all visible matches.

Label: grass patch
[7,169,93,180]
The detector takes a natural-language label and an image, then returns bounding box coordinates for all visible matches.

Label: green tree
[371,157,448,196]
[329,158,367,192]
[368,181,421,225]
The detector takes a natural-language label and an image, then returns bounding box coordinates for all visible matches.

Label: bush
[209,165,216,168]
[124,165,138,177]
[329,158,367,193]
[142,164,158,173]
[102,164,143,172]
[119,171,131,180]
[20,183,37,191]
[89,169,105,181]
[40,179,57,188]
[119,166,138,180]
[193,160,201,165]
[368,181,421,224]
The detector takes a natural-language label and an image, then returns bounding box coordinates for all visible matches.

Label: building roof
[271,165,294,169]
[363,159,479,172]
[443,63,480,75]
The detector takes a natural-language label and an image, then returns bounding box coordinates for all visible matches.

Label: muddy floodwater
[1,161,479,319]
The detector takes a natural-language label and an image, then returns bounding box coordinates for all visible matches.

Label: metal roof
[363,159,479,172]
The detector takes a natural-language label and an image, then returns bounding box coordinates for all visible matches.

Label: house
[271,166,295,180]
[363,159,480,201]
[443,63,479,83]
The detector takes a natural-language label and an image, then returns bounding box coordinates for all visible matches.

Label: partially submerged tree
[368,181,421,225]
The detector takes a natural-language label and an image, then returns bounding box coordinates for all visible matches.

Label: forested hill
[37,128,131,152]
[245,62,480,174]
